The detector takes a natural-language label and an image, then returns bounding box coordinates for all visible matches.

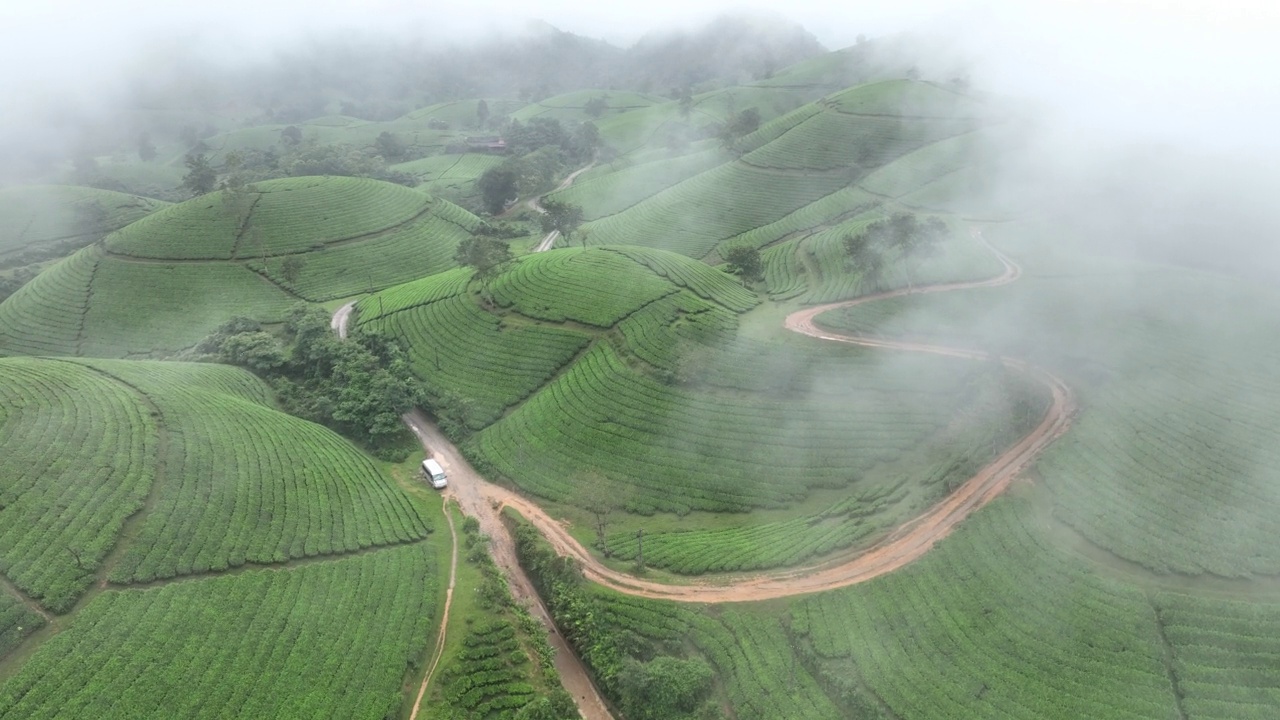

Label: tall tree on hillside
[896,214,948,288]
[454,235,513,310]
[182,153,217,197]
[453,236,513,280]
[723,244,763,282]
[845,230,887,294]
[584,96,608,118]
[539,198,584,243]
[374,132,405,161]
[476,165,519,215]
[476,99,489,129]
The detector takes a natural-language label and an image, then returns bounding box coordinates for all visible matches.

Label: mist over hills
[2,4,1280,719]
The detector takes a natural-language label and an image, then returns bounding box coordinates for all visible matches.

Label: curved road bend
[339,212,1073,707]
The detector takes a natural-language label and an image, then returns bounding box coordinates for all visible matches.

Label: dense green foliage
[508,512,727,719]
[195,306,427,456]
[0,543,438,719]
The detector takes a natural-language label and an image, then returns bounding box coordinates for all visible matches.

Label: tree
[280,125,303,146]
[137,132,157,162]
[584,96,607,118]
[844,230,886,293]
[574,120,600,157]
[453,235,513,280]
[374,131,404,161]
[280,256,306,285]
[718,107,761,149]
[615,656,715,720]
[539,198,584,242]
[676,87,694,118]
[476,99,489,129]
[722,244,762,282]
[476,165,520,215]
[578,472,617,557]
[181,153,217,197]
[219,331,288,372]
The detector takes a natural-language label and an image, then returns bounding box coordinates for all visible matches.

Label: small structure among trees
[464,136,508,154]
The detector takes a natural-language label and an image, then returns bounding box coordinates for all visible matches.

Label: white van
[421,458,448,489]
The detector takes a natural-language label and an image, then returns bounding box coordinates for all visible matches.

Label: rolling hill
[0,356,441,717]
[0,176,480,358]
[356,245,1045,574]
[580,79,999,260]
[0,186,169,266]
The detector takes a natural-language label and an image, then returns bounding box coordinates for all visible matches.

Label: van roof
[422,458,445,474]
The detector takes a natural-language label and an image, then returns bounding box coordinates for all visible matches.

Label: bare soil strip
[409,497,459,720]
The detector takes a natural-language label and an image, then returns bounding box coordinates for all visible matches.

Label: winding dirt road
[532,161,595,252]
[341,216,1075,713]
[367,232,1075,600]
[403,413,615,720]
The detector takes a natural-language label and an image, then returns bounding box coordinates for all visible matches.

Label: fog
[3,0,1278,274]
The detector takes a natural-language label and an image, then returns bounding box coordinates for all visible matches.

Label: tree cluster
[844,212,949,292]
[193,306,424,459]
[538,198,585,243]
[182,138,418,199]
[509,515,720,720]
[722,244,763,282]
[475,117,599,215]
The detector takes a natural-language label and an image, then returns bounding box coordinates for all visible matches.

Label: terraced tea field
[0,176,479,357]
[393,153,506,203]
[0,186,168,265]
[0,356,444,716]
[511,89,667,123]
[0,543,438,719]
[581,80,999,260]
[0,358,158,611]
[356,247,758,427]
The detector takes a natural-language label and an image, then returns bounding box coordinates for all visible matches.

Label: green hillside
[0,186,169,265]
[392,152,507,205]
[511,89,667,124]
[0,355,443,717]
[0,357,429,612]
[0,542,438,719]
[0,176,480,358]
[359,246,1044,573]
[544,494,1280,719]
[594,84,811,157]
[582,80,997,259]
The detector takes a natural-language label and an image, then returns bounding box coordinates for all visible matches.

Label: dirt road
[532,162,595,252]
[403,413,616,720]
[409,497,459,720]
[330,301,356,340]
[338,228,1075,712]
